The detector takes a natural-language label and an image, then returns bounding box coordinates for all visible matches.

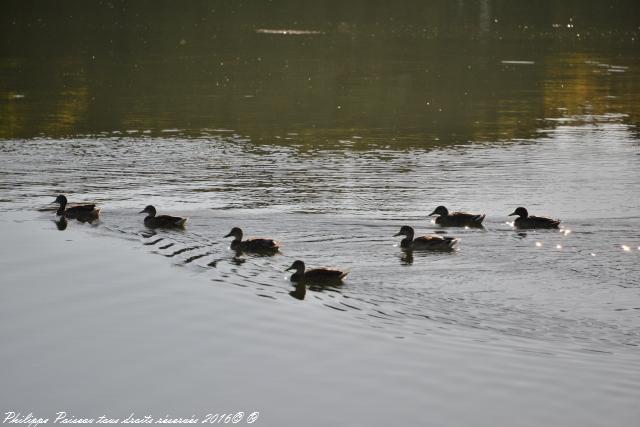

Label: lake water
[1,2,639,426]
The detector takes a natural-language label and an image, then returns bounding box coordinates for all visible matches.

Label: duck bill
[223,232,233,238]
[393,232,403,237]
[428,210,437,216]
[138,209,147,214]
[508,211,517,216]
[285,265,295,271]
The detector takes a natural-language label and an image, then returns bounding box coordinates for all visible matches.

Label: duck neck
[291,267,306,280]
[400,229,414,247]
[56,201,66,215]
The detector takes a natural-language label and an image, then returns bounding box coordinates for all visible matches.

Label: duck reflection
[231,256,246,266]
[54,216,68,231]
[288,281,343,301]
[400,249,414,265]
[289,282,306,300]
[141,230,157,239]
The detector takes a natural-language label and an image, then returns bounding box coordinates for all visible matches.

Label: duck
[139,205,187,229]
[224,227,280,253]
[508,207,560,229]
[429,205,485,228]
[394,225,458,250]
[285,260,348,284]
[53,194,100,222]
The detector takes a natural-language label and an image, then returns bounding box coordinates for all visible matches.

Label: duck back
[145,215,187,229]
[412,235,458,250]
[436,212,485,227]
[304,268,348,283]
[62,204,100,221]
[234,238,279,253]
[514,216,560,229]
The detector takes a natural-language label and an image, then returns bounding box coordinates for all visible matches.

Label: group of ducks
[52,194,562,285]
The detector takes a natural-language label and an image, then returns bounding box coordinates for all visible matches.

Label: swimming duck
[139,205,187,229]
[53,195,100,221]
[224,227,280,253]
[508,207,560,229]
[429,205,485,228]
[286,260,348,284]
[394,225,458,250]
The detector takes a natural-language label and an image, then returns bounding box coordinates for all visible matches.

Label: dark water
[1,2,640,426]
[1,0,639,144]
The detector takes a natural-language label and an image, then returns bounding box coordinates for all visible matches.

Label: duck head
[53,194,68,206]
[393,225,415,238]
[286,260,306,274]
[139,205,156,216]
[429,205,449,217]
[508,207,528,218]
[224,227,243,241]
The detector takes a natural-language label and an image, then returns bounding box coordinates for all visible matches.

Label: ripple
[1,120,639,354]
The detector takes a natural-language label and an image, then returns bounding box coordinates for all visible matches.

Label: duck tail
[176,218,187,227]
[476,214,486,223]
[447,238,459,248]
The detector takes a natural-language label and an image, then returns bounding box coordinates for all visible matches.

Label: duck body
[286,260,348,284]
[144,215,187,229]
[430,206,485,228]
[509,207,560,229]
[54,195,100,222]
[232,238,279,253]
[224,227,280,254]
[513,216,560,229]
[395,225,458,251]
[140,205,187,229]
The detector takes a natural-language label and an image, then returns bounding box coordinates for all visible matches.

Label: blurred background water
[1,0,639,142]
[1,1,639,426]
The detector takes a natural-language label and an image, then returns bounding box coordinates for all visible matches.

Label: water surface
[1,2,639,426]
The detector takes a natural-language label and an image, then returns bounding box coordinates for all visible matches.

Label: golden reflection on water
[1,2,638,144]
[542,53,640,125]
